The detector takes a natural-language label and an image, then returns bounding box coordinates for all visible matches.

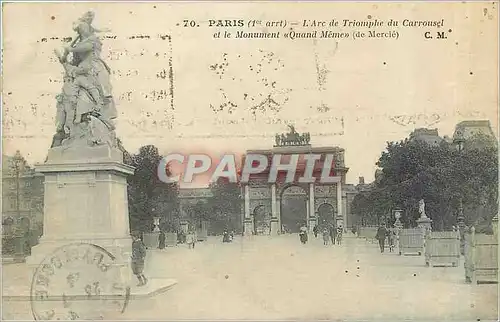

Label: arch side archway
[279,184,308,234]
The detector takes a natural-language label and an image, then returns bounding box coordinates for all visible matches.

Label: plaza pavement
[2,234,498,320]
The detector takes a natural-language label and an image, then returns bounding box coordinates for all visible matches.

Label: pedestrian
[299,225,308,244]
[375,224,388,253]
[313,225,319,238]
[158,230,166,250]
[388,229,395,252]
[329,224,336,245]
[186,230,195,249]
[336,226,343,245]
[177,230,186,244]
[131,233,148,286]
[322,228,330,245]
[222,229,230,243]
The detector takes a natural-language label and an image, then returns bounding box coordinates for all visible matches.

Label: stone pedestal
[270,217,279,235]
[417,216,432,248]
[26,145,135,286]
[417,216,432,232]
[243,218,254,236]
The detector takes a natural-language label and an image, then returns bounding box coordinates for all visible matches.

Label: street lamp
[453,132,466,254]
[12,151,24,220]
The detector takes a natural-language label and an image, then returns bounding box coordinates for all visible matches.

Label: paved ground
[2,234,498,320]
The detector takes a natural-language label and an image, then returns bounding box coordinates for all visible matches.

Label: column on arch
[270,184,279,235]
[336,180,344,230]
[243,184,253,236]
[308,183,316,233]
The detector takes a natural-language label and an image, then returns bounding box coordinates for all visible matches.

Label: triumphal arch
[241,126,348,236]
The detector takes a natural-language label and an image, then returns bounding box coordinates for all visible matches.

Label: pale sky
[2,2,498,184]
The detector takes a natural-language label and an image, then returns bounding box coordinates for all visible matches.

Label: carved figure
[304,132,310,144]
[280,134,287,146]
[50,11,117,148]
[419,199,426,218]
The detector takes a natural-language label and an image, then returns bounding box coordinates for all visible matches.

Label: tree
[208,178,242,234]
[182,200,212,231]
[126,145,179,233]
[352,137,498,230]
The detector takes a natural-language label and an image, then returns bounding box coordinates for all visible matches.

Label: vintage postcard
[1,1,498,321]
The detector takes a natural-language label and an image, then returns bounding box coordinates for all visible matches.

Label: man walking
[329,224,336,245]
[131,233,148,286]
[375,224,388,253]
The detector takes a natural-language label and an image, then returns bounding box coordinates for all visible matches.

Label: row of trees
[124,144,241,234]
[181,179,242,235]
[351,133,498,232]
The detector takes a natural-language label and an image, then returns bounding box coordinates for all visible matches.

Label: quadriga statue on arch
[51,11,117,148]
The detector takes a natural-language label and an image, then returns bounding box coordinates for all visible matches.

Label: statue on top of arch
[50,11,118,149]
[274,125,311,147]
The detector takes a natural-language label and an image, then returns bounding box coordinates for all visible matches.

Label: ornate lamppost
[11,151,26,257]
[492,214,498,236]
[393,209,403,252]
[454,132,466,254]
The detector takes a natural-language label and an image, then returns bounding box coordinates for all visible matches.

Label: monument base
[26,145,135,287]
[417,216,433,232]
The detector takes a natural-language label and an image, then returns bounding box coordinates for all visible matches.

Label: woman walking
[299,225,308,244]
[131,233,148,286]
[322,228,330,246]
[158,231,166,250]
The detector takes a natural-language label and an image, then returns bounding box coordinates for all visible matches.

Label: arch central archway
[317,203,335,231]
[253,205,270,235]
[280,185,308,233]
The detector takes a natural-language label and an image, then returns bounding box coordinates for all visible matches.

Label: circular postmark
[30,243,130,320]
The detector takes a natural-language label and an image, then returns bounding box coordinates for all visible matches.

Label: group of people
[312,225,344,245]
[300,224,343,245]
[176,230,197,249]
[375,224,396,253]
[222,229,235,243]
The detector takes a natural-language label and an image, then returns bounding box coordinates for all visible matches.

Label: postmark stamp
[30,243,130,320]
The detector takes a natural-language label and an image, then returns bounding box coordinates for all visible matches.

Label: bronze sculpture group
[275,125,311,147]
[51,11,117,149]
